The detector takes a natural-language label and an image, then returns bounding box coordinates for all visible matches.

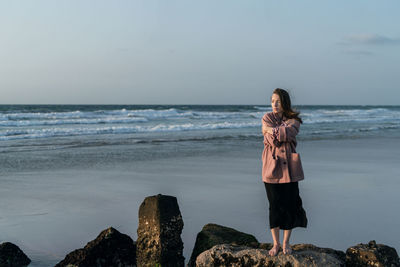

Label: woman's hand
[262,125,274,135]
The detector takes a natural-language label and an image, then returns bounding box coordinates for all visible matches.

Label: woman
[261,88,308,256]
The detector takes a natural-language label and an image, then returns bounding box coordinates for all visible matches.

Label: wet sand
[1,137,399,266]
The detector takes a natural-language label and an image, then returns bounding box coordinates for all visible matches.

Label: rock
[136,194,184,267]
[188,223,259,267]
[0,242,31,267]
[195,243,346,267]
[55,227,136,267]
[289,243,346,263]
[346,240,400,267]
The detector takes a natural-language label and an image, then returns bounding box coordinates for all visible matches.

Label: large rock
[55,227,136,267]
[136,194,184,267]
[188,223,259,267]
[195,243,346,267]
[0,242,31,267]
[346,240,400,267]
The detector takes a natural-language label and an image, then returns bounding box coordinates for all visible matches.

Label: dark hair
[272,88,303,123]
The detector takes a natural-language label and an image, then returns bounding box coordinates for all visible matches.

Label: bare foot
[282,243,292,255]
[268,243,280,256]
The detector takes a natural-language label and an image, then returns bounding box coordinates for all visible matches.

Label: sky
[0,0,399,105]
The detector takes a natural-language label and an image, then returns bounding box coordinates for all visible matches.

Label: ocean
[1,105,399,266]
[2,104,399,174]
[1,104,399,151]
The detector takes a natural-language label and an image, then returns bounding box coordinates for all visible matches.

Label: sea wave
[0,108,263,126]
[0,105,399,142]
[0,117,149,126]
[0,121,260,140]
[308,124,400,135]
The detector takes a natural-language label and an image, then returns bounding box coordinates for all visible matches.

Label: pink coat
[261,112,305,184]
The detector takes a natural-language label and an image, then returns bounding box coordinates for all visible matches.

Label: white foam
[308,124,400,135]
[0,121,261,141]
[301,108,400,124]
[0,117,148,127]
[253,106,271,111]
[0,108,266,126]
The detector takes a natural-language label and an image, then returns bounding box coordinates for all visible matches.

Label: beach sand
[1,137,399,266]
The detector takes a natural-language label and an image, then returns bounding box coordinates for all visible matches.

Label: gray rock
[188,223,259,267]
[195,243,345,267]
[55,227,136,267]
[346,240,400,267]
[0,242,31,267]
[136,194,184,267]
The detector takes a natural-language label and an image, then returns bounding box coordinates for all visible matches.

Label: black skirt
[264,181,308,230]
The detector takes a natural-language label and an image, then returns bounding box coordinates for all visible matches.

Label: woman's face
[271,93,283,114]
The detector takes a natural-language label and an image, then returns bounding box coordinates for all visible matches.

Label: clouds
[342,49,374,56]
[344,34,400,45]
[338,33,400,57]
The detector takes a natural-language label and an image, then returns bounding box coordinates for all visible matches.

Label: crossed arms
[261,116,300,144]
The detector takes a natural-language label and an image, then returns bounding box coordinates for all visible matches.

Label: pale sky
[1,0,399,105]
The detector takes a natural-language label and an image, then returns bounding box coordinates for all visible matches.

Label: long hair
[272,88,303,124]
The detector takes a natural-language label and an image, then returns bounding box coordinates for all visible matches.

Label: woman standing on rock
[261,88,308,256]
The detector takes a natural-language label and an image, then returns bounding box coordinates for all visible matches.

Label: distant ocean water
[1,105,399,149]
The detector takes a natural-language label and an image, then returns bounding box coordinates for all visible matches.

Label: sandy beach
[1,136,399,266]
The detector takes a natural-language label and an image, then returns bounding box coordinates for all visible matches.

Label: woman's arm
[262,124,274,135]
[262,113,300,144]
[261,114,281,147]
[275,119,300,143]
[261,114,275,136]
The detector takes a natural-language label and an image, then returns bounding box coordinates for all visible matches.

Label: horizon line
[0,103,399,106]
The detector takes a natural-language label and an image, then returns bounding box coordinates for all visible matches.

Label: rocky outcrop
[188,223,259,267]
[136,194,184,267]
[4,194,400,267]
[55,227,136,267]
[0,242,31,267]
[195,243,346,267]
[346,240,400,266]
